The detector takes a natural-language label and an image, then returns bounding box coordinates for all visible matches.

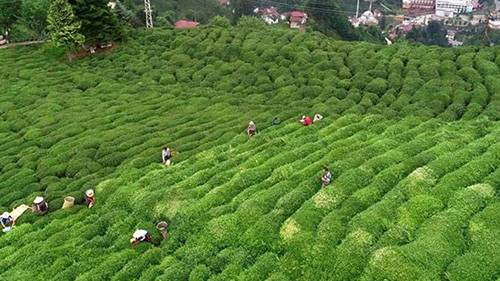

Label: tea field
[0,25,499,281]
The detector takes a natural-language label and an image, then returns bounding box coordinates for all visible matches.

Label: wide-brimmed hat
[249,121,255,125]
[33,196,44,204]
[129,238,136,244]
[85,189,94,197]
[1,212,10,219]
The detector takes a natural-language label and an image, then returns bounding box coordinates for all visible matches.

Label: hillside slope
[0,26,499,281]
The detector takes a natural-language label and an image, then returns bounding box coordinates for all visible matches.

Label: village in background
[164,0,500,47]
[2,0,500,48]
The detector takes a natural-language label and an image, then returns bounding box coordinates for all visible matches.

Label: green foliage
[47,0,85,51]
[69,0,123,45]
[0,26,499,281]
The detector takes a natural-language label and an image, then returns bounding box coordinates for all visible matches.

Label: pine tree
[69,0,123,46]
[47,0,85,51]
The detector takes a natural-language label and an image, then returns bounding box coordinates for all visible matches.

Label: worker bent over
[313,114,323,123]
[85,189,96,208]
[162,147,172,165]
[130,229,158,247]
[247,121,257,137]
[1,212,15,232]
[321,167,332,188]
[300,115,312,126]
[32,196,48,215]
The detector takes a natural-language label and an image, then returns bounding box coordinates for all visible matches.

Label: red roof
[290,11,306,23]
[290,11,306,18]
[175,20,199,29]
[400,24,414,33]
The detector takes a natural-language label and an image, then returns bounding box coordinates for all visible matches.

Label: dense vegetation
[0,24,499,281]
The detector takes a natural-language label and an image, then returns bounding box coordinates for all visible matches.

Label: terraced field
[0,25,499,281]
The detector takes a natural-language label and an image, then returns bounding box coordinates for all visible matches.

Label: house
[289,11,307,28]
[402,0,435,10]
[489,18,500,29]
[401,23,415,32]
[254,7,280,24]
[435,0,473,17]
[349,16,361,28]
[359,10,379,26]
[219,0,230,6]
[446,30,464,46]
[175,20,199,29]
[373,9,383,18]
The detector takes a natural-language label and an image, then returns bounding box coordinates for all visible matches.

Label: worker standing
[32,196,48,215]
[1,212,15,232]
[84,189,96,208]
[321,167,332,187]
[130,229,158,247]
[162,147,172,165]
[247,121,257,137]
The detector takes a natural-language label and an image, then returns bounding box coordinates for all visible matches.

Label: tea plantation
[0,25,499,281]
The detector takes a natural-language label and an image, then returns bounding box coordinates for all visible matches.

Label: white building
[254,7,281,25]
[435,0,473,17]
[489,19,500,29]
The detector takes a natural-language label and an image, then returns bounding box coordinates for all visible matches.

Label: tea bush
[0,25,499,281]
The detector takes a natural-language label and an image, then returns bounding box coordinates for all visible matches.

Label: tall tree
[47,0,85,51]
[425,21,448,47]
[306,0,360,41]
[69,0,123,45]
[233,0,254,23]
[19,0,50,40]
[0,0,21,37]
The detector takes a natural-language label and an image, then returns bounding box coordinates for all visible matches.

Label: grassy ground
[0,25,499,281]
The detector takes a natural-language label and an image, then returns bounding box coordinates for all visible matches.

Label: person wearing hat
[300,115,312,126]
[1,212,14,232]
[162,146,172,165]
[247,121,257,137]
[130,229,158,247]
[84,189,96,208]
[313,114,323,123]
[32,196,48,215]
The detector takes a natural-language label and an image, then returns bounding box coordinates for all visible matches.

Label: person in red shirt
[300,115,312,126]
[84,189,96,208]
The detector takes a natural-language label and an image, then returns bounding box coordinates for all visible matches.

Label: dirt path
[0,40,46,49]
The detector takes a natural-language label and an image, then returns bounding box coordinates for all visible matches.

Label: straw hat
[33,196,44,204]
[1,212,10,219]
[129,238,136,244]
[85,189,94,197]
[249,121,255,125]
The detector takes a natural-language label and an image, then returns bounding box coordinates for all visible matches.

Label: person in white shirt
[313,114,324,123]
[130,229,158,247]
[1,212,14,232]
[162,147,172,165]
